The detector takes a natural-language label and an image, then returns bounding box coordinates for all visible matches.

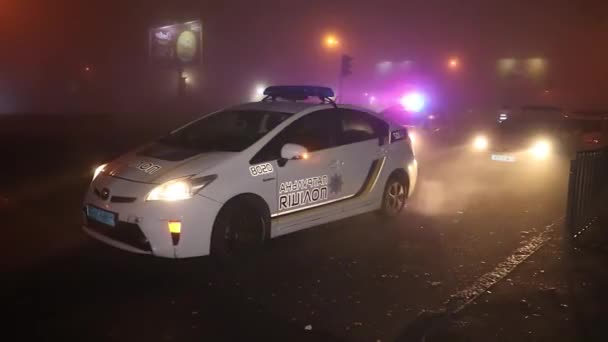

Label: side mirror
[280,143,308,161]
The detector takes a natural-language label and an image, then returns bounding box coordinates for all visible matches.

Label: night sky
[3,0,608,113]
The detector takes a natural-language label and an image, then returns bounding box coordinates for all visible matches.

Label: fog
[3,0,608,115]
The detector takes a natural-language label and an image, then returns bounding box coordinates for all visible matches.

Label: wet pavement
[2,125,572,341]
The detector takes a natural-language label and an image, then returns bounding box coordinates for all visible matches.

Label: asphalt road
[2,137,568,341]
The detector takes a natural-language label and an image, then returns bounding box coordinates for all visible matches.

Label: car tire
[210,199,266,262]
[378,175,408,218]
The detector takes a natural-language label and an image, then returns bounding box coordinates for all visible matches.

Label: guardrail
[566,147,608,241]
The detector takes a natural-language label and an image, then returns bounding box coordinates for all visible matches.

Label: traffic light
[341,54,353,77]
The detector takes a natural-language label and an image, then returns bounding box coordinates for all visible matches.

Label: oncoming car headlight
[529,140,551,160]
[472,135,489,151]
[93,163,108,181]
[146,175,217,201]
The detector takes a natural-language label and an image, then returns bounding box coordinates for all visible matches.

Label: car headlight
[146,175,217,201]
[472,135,489,151]
[93,163,108,181]
[530,140,551,159]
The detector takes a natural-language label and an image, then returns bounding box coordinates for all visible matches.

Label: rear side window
[338,109,389,146]
[251,109,339,163]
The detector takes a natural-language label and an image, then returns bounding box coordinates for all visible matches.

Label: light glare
[472,135,489,151]
[530,140,551,159]
[147,179,192,201]
[251,83,267,101]
[400,93,426,112]
[408,131,417,144]
[324,35,339,48]
[448,58,460,69]
[93,164,107,181]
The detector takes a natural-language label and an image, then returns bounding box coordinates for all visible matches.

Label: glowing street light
[323,34,340,49]
[447,57,460,70]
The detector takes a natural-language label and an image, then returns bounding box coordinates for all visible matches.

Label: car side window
[251,109,339,164]
[339,109,389,146]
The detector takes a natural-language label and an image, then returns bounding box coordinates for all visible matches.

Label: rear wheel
[379,176,408,218]
[210,200,266,261]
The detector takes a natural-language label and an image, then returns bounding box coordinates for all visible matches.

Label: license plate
[86,205,117,227]
[491,154,516,162]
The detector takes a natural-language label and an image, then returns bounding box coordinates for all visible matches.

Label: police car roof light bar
[262,86,337,108]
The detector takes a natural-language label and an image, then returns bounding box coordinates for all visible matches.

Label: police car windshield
[160,110,292,152]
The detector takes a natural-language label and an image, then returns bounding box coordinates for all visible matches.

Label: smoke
[408,144,484,216]
[407,141,568,217]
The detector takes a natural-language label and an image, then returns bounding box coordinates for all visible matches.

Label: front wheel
[210,200,266,262]
[379,176,408,218]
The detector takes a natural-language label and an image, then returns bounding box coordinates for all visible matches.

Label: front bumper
[82,174,223,258]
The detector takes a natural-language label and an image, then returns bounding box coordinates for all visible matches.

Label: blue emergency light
[263,86,335,103]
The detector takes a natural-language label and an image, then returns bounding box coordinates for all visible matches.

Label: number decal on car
[391,129,407,142]
[249,163,274,177]
[135,162,162,174]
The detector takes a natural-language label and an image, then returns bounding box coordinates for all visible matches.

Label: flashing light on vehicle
[400,92,426,113]
[472,135,489,151]
[93,163,107,181]
[530,140,551,160]
[251,83,267,101]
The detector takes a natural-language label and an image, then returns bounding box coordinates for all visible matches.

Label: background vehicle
[469,105,566,165]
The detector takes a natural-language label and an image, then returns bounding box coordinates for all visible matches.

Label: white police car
[83,86,417,259]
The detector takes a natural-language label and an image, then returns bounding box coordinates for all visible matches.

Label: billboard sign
[149,20,202,66]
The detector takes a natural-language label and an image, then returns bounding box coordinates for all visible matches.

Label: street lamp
[323,34,340,49]
[448,57,460,70]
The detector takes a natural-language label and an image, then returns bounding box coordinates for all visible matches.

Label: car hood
[104,143,237,184]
